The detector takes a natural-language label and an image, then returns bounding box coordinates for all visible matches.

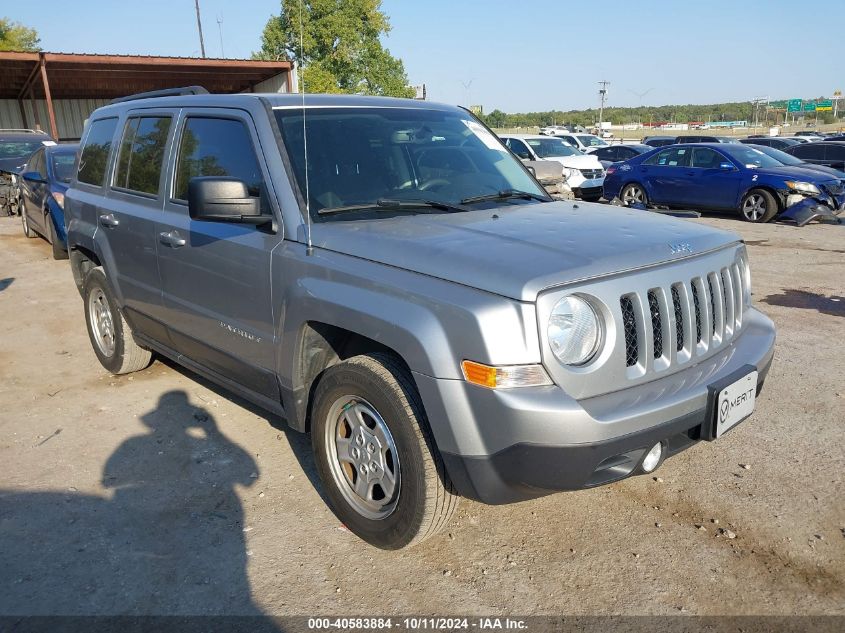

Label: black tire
[83,267,153,375]
[740,188,778,223]
[311,353,458,549]
[46,214,68,260]
[620,182,648,206]
[21,209,36,238]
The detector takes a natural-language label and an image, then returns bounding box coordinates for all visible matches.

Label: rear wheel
[311,353,458,549]
[740,189,778,223]
[46,214,68,260]
[621,183,648,206]
[83,268,152,375]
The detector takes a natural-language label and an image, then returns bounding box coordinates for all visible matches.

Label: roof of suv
[90,92,461,117]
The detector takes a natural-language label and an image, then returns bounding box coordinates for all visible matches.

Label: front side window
[114,116,172,196]
[577,135,608,147]
[791,144,824,160]
[690,148,725,169]
[506,139,532,159]
[174,117,264,201]
[645,147,690,167]
[28,149,45,177]
[51,152,77,183]
[78,118,118,186]
[275,107,545,218]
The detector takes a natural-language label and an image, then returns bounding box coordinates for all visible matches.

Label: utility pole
[216,15,225,58]
[195,0,207,58]
[598,80,610,134]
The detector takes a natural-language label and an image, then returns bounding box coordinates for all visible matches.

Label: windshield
[51,152,77,183]
[724,146,785,169]
[275,107,545,218]
[751,145,803,166]
[577,135,608,147]
[0,140,44,161]
[525,137,581,158]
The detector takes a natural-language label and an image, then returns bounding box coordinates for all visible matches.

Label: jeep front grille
[619,261,745,372]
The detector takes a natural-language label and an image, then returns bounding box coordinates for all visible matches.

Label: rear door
[155,109,281,400]
[99,111,174,340]
[639,146,691,204]
[789,143,827,166]
[825,144,845,170]
[22,148,48,232]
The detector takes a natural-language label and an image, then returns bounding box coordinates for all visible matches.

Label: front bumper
[414,308,775,504]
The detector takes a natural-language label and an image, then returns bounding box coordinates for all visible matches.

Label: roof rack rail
[0,128,48,135]
[110,85,210,105]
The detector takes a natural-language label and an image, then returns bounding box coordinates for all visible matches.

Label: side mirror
[188,177,266,224]
[22,171,45,183]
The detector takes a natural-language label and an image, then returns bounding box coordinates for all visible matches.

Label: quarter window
[114,116,172,196]
[174,117,263,201]
[77,118,118,186]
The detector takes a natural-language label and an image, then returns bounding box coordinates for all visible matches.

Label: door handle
[99,213,119,228]
[159,230,186,248]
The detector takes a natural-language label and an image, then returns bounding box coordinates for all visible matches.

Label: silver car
[64,91,775,549]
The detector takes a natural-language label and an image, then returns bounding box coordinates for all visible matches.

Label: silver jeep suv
[65,90,775,549]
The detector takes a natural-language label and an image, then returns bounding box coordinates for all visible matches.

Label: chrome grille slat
[617,260,746,377]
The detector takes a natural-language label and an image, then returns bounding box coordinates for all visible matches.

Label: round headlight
[548,296,601,366]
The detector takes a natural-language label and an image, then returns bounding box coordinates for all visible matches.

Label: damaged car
[0,130,56,216]
[603,143,844,223]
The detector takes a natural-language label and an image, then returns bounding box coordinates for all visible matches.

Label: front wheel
[83,268,153,375]
[21,209,36,238]
[621,182,648,207]
[740,189,778,223]
[311,353,458,549]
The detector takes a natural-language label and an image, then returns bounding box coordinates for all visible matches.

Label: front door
[681,147,741,209]
[155,109,281,400]
[21,148,48,233]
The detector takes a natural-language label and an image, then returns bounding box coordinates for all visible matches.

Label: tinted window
[617,147,636,159]
[506,139,531,159]
[827,145,845,162]
[690,148,725,168]
[114,116,171,196]
[644,147,690,167]
[51,152,77,183]
[78,118,118,186]
[174,117,264,201]
[791,144,825,160]
[593,146,613,160]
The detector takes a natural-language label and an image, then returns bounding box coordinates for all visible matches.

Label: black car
[675,135,741,144]
[641,135,676,148]
[784,141,845,170]
[0,130,55,215]
[825,135,845,142]
[739,137,803,150]
[588,143,652,169]
[745,144,845,180]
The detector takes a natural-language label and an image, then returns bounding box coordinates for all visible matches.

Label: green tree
[253,0,415,98]
[0,17,40,51]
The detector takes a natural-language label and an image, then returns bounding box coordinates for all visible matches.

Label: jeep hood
[312,201,740,302]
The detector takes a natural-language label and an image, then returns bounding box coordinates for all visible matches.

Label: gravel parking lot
[0,213,842,618]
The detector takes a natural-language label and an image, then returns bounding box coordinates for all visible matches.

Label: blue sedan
[20,143,78,259]
[603,143,845,222]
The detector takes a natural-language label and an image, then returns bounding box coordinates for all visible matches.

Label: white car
[500,134,605,201]
[551,132,610,151]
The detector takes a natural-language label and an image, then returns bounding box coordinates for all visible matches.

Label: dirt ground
[0,212,842,618]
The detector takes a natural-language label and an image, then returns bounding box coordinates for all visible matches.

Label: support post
[39,56,59,139]
[17,99,27,129]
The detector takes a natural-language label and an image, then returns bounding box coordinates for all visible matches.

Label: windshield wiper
[318,198,469,216]
[460,189,549,205]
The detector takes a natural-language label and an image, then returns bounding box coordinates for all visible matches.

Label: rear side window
[78,118,118,186]
[114,116,172,196]
[792,144,825,160]
[173,117,263,201]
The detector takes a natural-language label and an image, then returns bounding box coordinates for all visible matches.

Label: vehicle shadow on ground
[760,288,845,318]
[0,390,280,625]
[156,357,327,506]
[0,277,13,291]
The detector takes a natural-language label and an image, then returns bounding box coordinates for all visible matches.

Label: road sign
[816,100,833,112]
[787,99,802,112]
[770,100,787,109]
[802,101,816,112]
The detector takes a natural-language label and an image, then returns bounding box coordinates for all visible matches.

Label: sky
[4,0,842,112]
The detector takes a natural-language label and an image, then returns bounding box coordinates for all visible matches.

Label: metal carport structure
[0,52,293,140]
